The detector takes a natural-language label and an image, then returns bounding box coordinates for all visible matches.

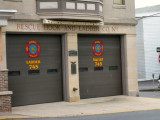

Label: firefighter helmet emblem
[26,40,40,58]
[92,40,104,56]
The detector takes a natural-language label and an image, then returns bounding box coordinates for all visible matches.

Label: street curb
[1,108,160,120]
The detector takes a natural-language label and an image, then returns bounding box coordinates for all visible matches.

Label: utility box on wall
[157,47,160,52]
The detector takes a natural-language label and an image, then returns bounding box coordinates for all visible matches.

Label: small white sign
[157,47,160,52]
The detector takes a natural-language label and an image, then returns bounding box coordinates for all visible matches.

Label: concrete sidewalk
[1,96,160,119]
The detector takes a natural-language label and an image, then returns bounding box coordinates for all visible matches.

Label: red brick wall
[0,71,12,112]
[0,95,12,112]
[0,71,8,91]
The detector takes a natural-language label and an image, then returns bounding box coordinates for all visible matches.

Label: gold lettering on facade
[26,60,41,70]
[26,60,41,65]
[93,58,104,62]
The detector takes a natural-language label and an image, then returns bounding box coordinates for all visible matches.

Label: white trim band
[0,91,13,96]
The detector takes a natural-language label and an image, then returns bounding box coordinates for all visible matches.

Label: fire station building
[0,0,138,112]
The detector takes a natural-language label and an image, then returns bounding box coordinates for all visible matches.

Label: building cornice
[0,10,17,26]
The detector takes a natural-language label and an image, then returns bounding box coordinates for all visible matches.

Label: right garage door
[78,35,122,99]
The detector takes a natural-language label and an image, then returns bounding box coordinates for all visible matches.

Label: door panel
[78,35,122,99]
[7,34,63,107]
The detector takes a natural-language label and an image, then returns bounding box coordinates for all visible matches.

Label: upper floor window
[113,0,124,5]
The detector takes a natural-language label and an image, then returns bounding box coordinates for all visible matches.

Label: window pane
[47,69,58,74]
[94,67,103,71]
[28,70,40,75]
[109,66,118,71]
[114,0,123,5]
[8,71,20,76]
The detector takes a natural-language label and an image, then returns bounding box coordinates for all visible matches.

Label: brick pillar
[0,70,12,112]
[0,27,12,112]
[0,70,8,91]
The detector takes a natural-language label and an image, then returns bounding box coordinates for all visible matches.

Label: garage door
[78,35,122,99]
[7,34,63,107]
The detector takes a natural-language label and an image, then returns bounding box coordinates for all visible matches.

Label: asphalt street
[9,110,160,120]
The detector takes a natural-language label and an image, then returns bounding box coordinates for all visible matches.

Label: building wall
[0,0,36,14]
[0,0,139,112]
[104,0,136,24]
[143,17,160,80]
[0,0,137,24]
[136,19,146,81]
[2,21,139,100]
[0,0,39,20]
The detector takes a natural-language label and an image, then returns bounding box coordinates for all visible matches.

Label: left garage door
[6,34,63,107]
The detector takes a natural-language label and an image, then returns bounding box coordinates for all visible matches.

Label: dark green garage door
[7,34,63,107]
[78,35,122,99]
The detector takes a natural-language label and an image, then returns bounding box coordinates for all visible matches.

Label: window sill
[112,4,126,9]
